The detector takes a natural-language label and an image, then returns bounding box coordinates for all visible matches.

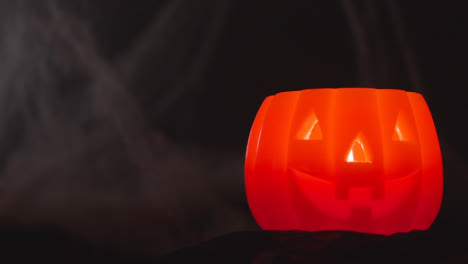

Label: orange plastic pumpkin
[245,88,443,235]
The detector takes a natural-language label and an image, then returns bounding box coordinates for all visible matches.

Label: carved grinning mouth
[290,168,420,221]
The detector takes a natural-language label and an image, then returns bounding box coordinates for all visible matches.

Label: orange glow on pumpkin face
[245,88,443,235]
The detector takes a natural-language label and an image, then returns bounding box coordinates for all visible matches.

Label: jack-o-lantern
[245,88,443,235]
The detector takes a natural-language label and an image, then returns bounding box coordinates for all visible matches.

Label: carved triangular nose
[346,135,372,163]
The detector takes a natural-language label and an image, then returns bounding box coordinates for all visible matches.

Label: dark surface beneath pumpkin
[157,230,468,264]
[1,226,467,263]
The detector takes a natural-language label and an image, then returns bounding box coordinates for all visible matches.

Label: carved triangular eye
[346,135,372,163]
[392,112,410,141]
[296,112,323,140]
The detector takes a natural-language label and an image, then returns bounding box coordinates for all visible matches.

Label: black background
[0,0,467,262]
[88,1,467,156]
